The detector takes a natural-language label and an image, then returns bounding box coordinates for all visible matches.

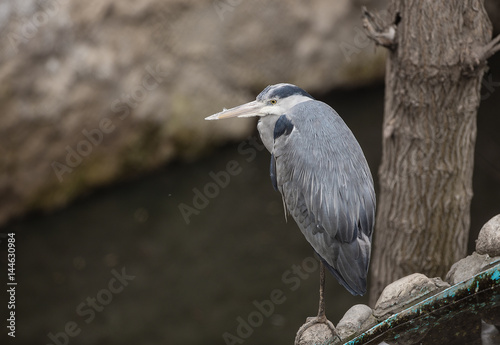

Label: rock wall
[0,0,388,225]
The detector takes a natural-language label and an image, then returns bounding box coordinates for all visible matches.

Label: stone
[336,304,376,341]
[445,252,500,285]
[374,273,449,320]
[294,318,339,345]
[476,214,500,257]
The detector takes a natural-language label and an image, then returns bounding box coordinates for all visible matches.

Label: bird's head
[205,83,314,120]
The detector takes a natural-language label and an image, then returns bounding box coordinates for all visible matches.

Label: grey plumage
[261,100,374,295]
[206,83,376,296]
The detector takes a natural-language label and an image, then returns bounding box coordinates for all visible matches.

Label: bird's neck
[257,115,281,153]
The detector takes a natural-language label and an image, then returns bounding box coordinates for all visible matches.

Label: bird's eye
[270,100,277,105]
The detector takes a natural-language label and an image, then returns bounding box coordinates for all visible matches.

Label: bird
[205,83,376,337]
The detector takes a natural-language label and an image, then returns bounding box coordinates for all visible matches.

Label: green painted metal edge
[343,261,500,344]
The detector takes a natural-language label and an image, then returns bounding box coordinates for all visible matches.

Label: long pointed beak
[205,100,263,120]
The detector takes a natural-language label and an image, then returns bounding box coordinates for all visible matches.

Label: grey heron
[206,83,376,336]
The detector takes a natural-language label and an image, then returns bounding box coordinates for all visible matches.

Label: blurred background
[0,0,499,344]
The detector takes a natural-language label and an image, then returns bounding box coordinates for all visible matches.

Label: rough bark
[365,0,496,305]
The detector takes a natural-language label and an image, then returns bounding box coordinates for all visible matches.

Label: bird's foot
[294,315,339,345]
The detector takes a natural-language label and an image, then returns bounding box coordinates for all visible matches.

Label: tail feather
[316,251,367,296]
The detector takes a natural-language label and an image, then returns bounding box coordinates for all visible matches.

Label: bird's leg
[315,261,336,334]
[317,260,327,321]
[294,261,338,344]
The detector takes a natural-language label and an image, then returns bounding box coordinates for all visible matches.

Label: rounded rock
[445,252,500,285]
[336,304,374,340]
[476,214,500,257]
[294,320,339,345]
[374,273,449,320]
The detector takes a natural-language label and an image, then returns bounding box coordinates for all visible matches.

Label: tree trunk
[365,0,495,305]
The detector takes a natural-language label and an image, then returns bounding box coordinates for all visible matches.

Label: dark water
[1,72,500,344]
